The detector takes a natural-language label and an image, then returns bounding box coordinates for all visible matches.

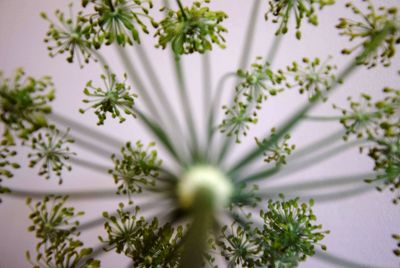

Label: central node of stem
[177,165,233,210]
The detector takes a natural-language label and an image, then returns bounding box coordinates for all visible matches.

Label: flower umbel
[82,0,156,47]
[0,69,54,143]
[336,0,400,68]
[80,66,138,125]
[26,195,100,268]
[155,0,228,56]
[110,141,162,202]
[27,126,75,184]
[41,4,93,68]
[265,0,335,39]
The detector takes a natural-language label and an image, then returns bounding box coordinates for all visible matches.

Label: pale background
[0,0,400,267]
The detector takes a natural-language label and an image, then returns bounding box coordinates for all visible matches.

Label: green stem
[304,115,344,121]
[257,172,375,196]
[228,61,358,176]
[176,0,187,20]
[49,112,123,148]
[207,72,236,162]
[217,0,262,164]
[107,0,115,12]
[265,35,283,64]
[241,139,365,183]
[91,49,111,73]
[174,58,200,161]
[115,45,163,123]
[133,107,186,166]
[134,45,189,159]
[5,188,117,200]
[202,53,212,158]
[70,157,112,174]
[178,190,214,268]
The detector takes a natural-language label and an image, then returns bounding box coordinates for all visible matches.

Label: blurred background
[0,0,399,267]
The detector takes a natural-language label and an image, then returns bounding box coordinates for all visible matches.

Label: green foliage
[265,0,335,39]
[336,0,400,68]
[258,195,329,267]
[256,128,296,166]
[219,58,284,143]
[26,195,100,268]
[82,0,156,47]
[155,0,228,56]
[0,145,20,202]
[41,4,93,68]
[80,66,138,125]
[27,126,75,184]
[100,203,183,267]
[110,141,162,202]
[0,68,54,143]
[284,57,337,101]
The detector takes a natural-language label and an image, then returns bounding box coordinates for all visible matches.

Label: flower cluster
[258,195,328,266]
[336,1,400,68]
[219,58,284,143]
[110,141,162,202]
[100,203,183,267]
[26,195,100,267]
[80,66,138,125]
[0,69,54,143]
[155,0,228,56]
[366,135,400,204]
[0,145,20,202]
[265,0,335,39]
[82,0,156,47]
[217,223,262,267]
[333,88,399,203]
[27,126,75,184]
[41,5,93,68]
[284,57,337,101]
[256,128,296,166]
[219,195,328,267]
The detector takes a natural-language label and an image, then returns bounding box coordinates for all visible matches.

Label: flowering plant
[0,0,399,267]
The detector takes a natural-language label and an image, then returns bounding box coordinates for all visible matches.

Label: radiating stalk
[229,61,358,175]
[206,72,236,162]
[133,107,186,166]
[174,58,200,161]
[216,0,262,165]
[240,138,365,183]
[49,112,123,148]
[265,35,283,64]
[115,45,163,122]
[5,188,118,200]
[257,172,375,196]
[134,45,187,155]
[70,157,112,174]
[202,53,212,158]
